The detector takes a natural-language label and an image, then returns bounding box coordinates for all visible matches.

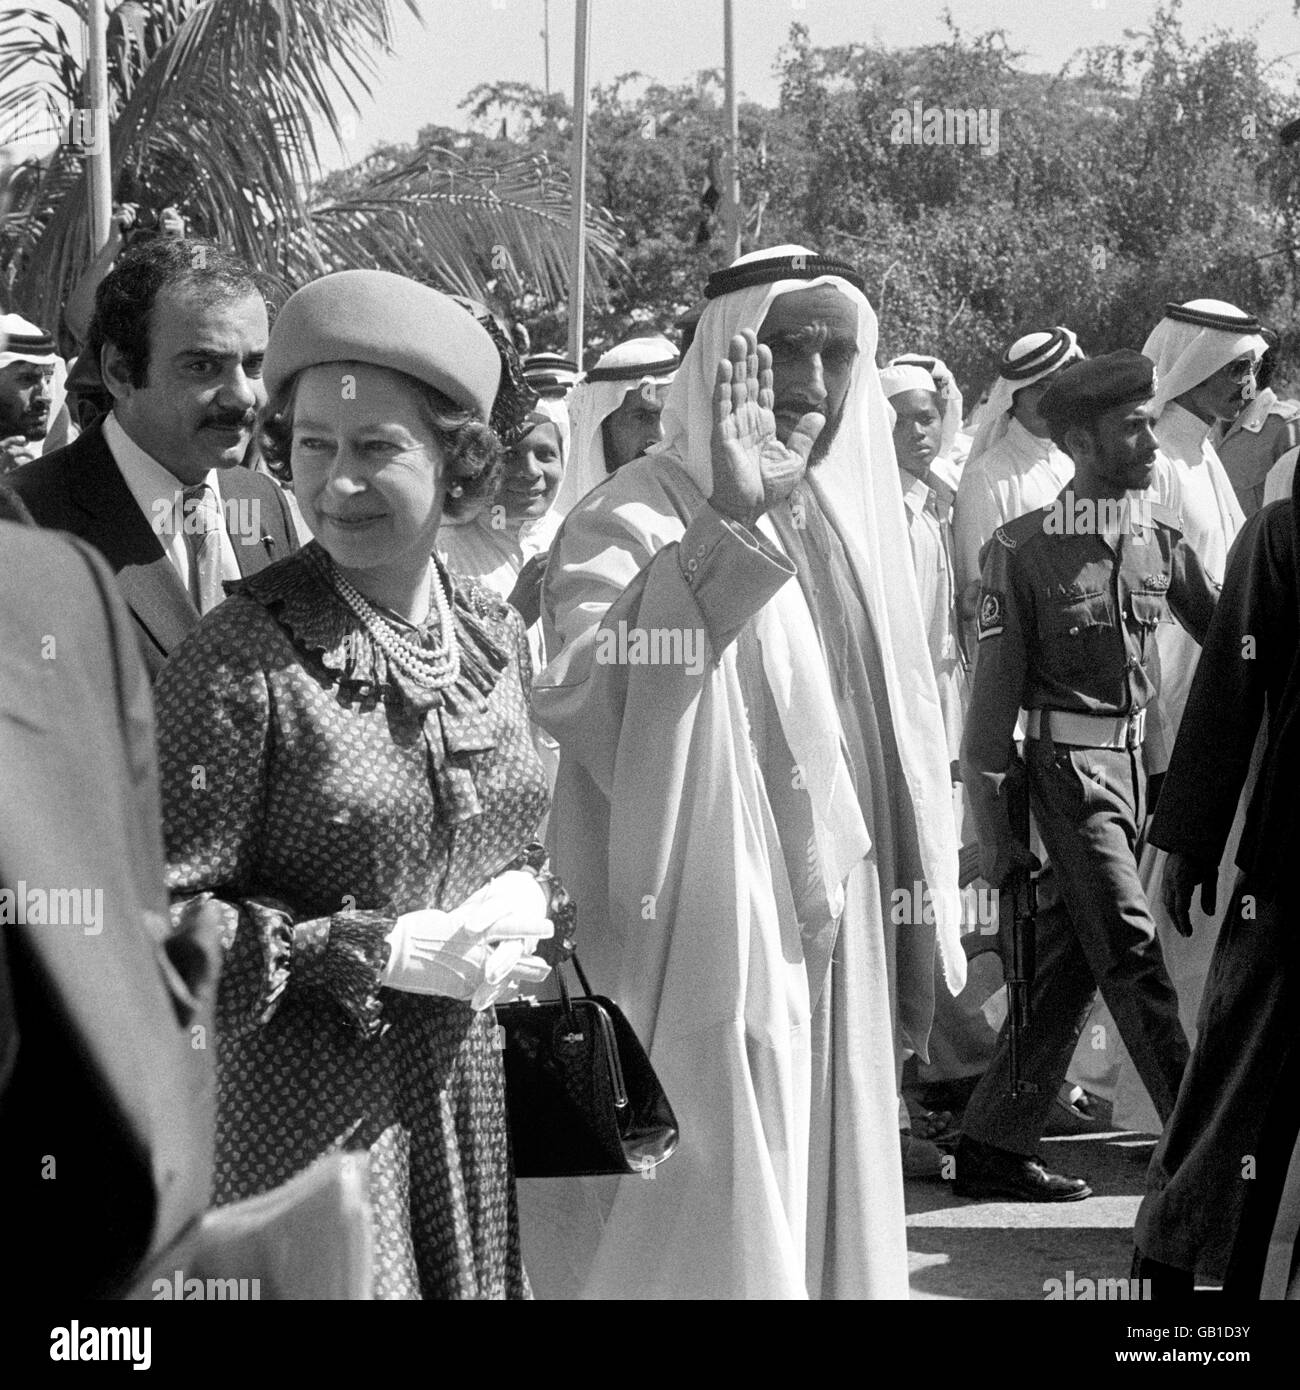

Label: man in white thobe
[529,246,963,1300]
[953,328,1084,646]
[550,336,679,517]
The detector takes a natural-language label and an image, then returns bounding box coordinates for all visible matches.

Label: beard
[806,398,849,467]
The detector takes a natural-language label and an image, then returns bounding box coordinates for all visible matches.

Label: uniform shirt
[1211,389,1300,519]
[962,490,1220,801]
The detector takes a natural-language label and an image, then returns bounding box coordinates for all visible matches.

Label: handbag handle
[553,951,595,1023]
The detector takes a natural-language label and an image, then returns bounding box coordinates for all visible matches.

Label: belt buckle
[1125,707,1146,749]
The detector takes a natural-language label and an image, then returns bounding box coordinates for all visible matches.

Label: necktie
[182,483,225,615]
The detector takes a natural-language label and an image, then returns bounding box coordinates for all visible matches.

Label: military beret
[264,269,501,419]
[1037,350,1155,431]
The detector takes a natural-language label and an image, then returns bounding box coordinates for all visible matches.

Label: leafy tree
[0,1,618,331]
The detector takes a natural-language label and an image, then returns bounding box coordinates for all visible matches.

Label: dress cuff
[292,909,395,1038]
[177,893,394,1039]
[678,506,795,648]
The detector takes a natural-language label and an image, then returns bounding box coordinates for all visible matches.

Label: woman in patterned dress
[155,270,562,1299]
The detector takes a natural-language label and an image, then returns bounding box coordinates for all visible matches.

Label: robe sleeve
[953,467,1000,613]
[156,602,392,1040]
[534,494,793,798]
[1167,533,1219,646]
[1149,504,1290,865]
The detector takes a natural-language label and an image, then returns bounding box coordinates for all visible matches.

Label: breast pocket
[1043,590,1112,642]
[1127,590,1167,657]
[1128,591,1166,628]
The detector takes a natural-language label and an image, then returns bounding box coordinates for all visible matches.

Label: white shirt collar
[103,411,239,593]
[900,471,932,516]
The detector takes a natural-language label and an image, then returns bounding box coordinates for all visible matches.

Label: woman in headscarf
[154,269,570,1300]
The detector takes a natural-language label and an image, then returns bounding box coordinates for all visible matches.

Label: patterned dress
[155,542,549,1300]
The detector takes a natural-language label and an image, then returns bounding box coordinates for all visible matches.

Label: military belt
[1025,706,1147,750]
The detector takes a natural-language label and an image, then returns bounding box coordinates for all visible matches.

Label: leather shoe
[952,1136,1092,1201]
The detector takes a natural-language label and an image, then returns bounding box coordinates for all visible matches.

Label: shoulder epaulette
[995,507,1055,550]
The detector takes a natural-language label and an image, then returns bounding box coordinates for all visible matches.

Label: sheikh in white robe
[527,455,921,1300]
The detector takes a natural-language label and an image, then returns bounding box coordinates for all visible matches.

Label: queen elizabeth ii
[156,269,562,1299]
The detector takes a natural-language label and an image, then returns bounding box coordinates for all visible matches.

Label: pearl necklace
[329,559,461,690]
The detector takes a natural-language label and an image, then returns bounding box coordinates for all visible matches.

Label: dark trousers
[1136,884,1299,1281]
[962,736,1189,1156]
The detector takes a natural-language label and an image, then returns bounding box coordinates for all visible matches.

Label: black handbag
[495,954,679,1178]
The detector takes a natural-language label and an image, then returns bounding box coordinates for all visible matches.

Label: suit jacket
[0,521,217,1299]
[10,418,299,679]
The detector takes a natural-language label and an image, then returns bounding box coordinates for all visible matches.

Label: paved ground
[906,1129,1166,1299]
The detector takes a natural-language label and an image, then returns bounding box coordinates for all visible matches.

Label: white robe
[526,458,914,1300]
[952,418,1074,607]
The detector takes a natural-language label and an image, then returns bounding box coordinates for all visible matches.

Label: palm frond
[309,152,624,304]
[1,1,621,333]
[2,0,418,326]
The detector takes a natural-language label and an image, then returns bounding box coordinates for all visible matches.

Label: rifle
[1001,756,1038,1099]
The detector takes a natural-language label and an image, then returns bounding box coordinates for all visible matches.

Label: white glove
[383,871,553,1009]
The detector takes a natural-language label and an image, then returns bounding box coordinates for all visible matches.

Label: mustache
[202,410,256,429]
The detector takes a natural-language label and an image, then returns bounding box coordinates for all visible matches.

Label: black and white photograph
[1,0,1298,1361]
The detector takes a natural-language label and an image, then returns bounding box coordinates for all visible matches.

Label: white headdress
[967,327,1083,463]
[1142,299,1268,418]
[551,336,679,517]
[886,353,964,461]
[658,245,964,979]
[879,360,962,459]
[0,313,56,372]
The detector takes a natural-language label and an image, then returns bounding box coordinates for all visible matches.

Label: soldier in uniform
[951,351,1220,1201]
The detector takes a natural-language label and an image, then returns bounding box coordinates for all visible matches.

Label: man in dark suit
[11,237,297,679]
[0,507,218,1299]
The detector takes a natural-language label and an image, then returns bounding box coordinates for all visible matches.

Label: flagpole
[722,0,741,261]
[84,0,113,254]
[566,0,591,367]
